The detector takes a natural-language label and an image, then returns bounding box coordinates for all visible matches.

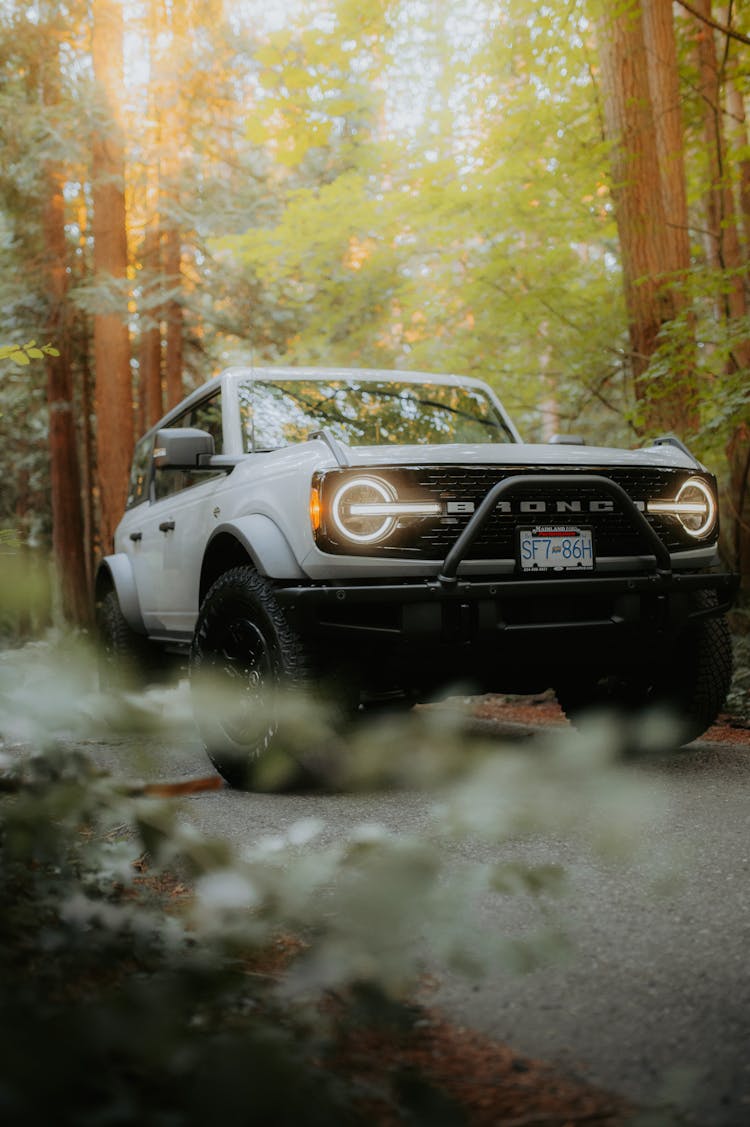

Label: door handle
[159,520,176,533]
[129,531,143,542]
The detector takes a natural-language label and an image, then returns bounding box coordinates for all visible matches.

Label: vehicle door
[148,392,226,638]
[116,433,166,634]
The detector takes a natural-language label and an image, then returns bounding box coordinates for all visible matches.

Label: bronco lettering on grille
[446,498,647,515]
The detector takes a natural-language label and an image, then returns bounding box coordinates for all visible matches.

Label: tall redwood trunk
[724,77,750,255]
[72,187,96,591]
[642,0,692,275]
[596,0,694,435]
[160,0,185,411]
[721,25,750,585]
[138,210,164,430]
[692,0,750,583]
[138,0,165,432]
[92,0,133,556]
[693,0,745,312]
[641,0,698,432]
[42,45,89,624]
[163,223,184,408]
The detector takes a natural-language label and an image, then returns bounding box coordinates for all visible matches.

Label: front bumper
[276,568,738,638]
[276,471,738,688]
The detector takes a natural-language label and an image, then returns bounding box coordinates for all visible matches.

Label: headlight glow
[647,476,717,538]
[331,477,398,544]
[349,501,442,517]
[329,476,442,544]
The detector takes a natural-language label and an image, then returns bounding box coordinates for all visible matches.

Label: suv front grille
[412,465,690,559]
[316,464,711,561]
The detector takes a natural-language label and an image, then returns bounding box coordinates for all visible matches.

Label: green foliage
[218,0,629,441]
[0,340,59,366]
[0,552,53,642]
[0,775,353,1124]
[246,0,393,171]
[638,267,750,461]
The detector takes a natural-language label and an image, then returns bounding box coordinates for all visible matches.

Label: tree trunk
[42,45,89,625]
[641,0,692,275]
[163,222,184,408]
[138,210,164,431]
[159,0,185,410]
[596,0,694,435]
[92,0,133,556]
[641,0,698,432]
[724,77,750,255]
[137,0,165,433]
[692,0,750,583]
[692,0,746,323]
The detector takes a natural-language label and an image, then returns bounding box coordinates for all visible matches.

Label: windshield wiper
[372,388,512,439]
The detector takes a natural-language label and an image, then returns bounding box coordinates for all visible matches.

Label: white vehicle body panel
[104,366,724,637]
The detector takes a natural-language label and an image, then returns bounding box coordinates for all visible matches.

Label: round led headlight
[331,476,398,544]
[675,477,716,538]
[647,476,717,539]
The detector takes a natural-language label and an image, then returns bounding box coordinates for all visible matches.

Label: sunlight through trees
[1,0,749,612]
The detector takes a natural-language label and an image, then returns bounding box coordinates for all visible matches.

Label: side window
[188,393,223,453]
[126,435,153,509]
[152,393,224,503]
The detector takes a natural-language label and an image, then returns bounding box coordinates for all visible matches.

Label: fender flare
[207,516,306,580]
[95,554,147,634]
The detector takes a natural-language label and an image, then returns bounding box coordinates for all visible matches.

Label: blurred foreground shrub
[0,633,678,1125]
[0,543,53,641]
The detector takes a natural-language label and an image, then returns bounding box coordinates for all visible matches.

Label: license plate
[519,526,594,572]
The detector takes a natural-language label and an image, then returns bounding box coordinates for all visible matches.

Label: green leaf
[10,350,30,366]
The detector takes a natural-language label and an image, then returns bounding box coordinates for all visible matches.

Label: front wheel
[190,566,314,790]
[556,601,733,748]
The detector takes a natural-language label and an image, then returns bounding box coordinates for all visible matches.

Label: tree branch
[676,0,750,47]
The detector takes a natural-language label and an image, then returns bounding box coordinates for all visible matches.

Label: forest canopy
[1,0,749,619]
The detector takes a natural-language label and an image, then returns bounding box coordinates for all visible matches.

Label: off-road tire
[556,594,733,748]
[190,565,318,790]
[97,588,159,690]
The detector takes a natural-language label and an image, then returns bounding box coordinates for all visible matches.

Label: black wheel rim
[205,615,277,752]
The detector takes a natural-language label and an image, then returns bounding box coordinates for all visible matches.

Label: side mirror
[548,433,586,446]
[153,428,215,469]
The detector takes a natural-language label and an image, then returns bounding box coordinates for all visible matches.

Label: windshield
[238,379,514,451]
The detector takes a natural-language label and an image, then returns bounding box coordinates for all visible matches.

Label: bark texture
[138,210,164,431]
[597,0,695,434]
[642,0,692,275]
[92,0,133,556]
[693,0,750,583]
[42,45,89,624]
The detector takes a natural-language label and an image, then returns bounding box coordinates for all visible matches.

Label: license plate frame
[518,525,595,573]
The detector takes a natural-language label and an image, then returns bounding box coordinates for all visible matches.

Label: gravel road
[85,702,750,1127]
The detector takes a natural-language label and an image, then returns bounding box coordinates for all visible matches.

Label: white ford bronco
[96,366,737,787]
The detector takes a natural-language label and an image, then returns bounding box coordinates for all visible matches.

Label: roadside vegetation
[1,570,711,1124]
[1,498,747,1125]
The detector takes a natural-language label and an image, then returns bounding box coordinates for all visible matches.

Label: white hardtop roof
[220,365,496,391]
[148,366,700,470]
[154,365,502,411]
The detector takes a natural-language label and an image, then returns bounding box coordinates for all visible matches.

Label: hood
[339,440,699,472]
